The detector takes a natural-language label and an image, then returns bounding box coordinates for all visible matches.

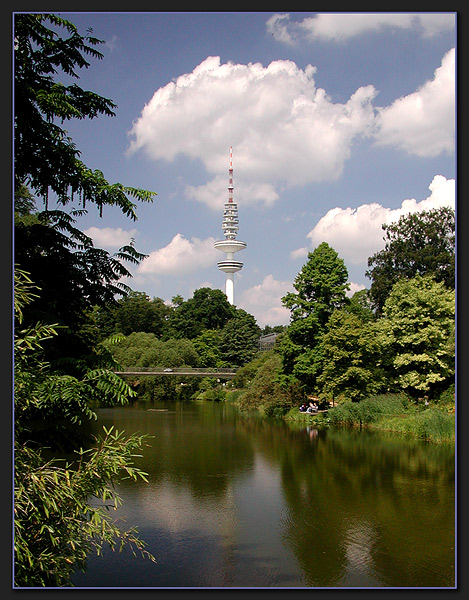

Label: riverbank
[322,394,454,443]
[227,390,454,444]
[363,407,455,442]
[199,386,455,444]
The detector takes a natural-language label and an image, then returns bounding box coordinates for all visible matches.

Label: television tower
[214,147,246,305]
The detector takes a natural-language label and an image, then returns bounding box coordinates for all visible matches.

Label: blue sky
[50,12,455,326]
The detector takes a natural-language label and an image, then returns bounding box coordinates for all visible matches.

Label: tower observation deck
[214,147,246,305]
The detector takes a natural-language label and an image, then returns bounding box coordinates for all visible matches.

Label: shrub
[232,350,273,388]
[358,393,407,423]
[15,427,155,586]
[328,401,361,425]
[414,408,455,442]
[436,382,455,409]
[225,389,244,402]
[328,392,454,442]
[196,387,226,402]
[262,398,293,418]
[328,394,407,425]
[236,353,283,411]
[377,408,455,442]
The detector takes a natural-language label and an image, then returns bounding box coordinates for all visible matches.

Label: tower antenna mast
[214,147,247,305]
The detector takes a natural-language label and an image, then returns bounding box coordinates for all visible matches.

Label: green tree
[193,330,227,368]
[15,429,155,587]
[104,332,159,369]
[14,13,154,215]
[14,206,147,360]
[235,350,303,416]
[346,288,375,322]
[378,275,455,399]
[280,242,350,391]
[110,292,171,337]
[219,309,261,367]
[168,287,235,339]
[105,332,200,403]
[236,352,285,413]
[162,338,200,367]
[14,183,36,215]
[108,332,199,370]
[316,309,387,402]
[14,13,155,358]
[366,207,455,313]
[283,242,350,338]
[232,350,273,389]
[14,270,134,445]
[14,271,155,586]
[14,13,157,584]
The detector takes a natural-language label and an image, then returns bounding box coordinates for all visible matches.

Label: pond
[71,400,455,589]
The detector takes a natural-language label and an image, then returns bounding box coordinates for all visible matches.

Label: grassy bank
[327,394,455,443]
[370,408,455,442]
[196,361,455,444]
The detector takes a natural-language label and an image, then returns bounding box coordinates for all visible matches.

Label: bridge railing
[114,367,236,373]
[113,367,237,377]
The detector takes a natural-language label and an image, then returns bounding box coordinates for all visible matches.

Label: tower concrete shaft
[214,147,246,305]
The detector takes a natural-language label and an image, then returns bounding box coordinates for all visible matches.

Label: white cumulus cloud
[306,174,455,267]
[127,47,454,210]
[137,233,218,275]
[84,226,137,249]
[266,13,296,45]
[374,48,455,157]
[238,274,293,327]
[290,246,309,260]
[268,13,455,44]
[128,56,377,209]
[185,175,279,211]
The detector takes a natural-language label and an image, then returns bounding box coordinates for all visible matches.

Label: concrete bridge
[114,367,237,379]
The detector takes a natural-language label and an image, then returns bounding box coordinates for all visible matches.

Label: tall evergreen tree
[280,242,350,391]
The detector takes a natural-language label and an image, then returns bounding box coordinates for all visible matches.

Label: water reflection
[72,402,455,588]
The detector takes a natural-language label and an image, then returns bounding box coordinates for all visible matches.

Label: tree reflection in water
[72,402,455,588]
